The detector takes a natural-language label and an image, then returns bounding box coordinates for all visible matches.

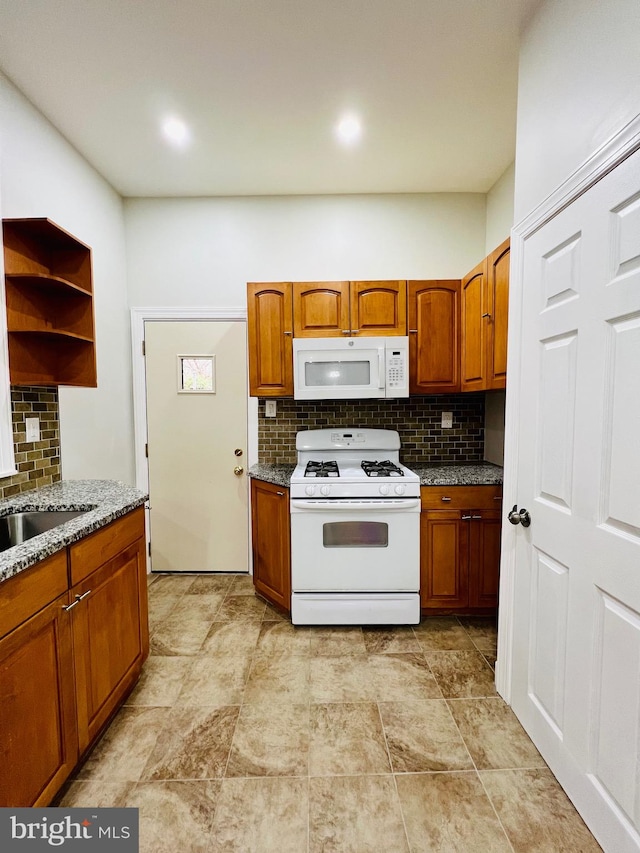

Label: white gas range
[290,428,420,625]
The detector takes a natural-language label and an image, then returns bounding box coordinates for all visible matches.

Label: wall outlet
[265,400,277,418]
[25,417,40,442]
[441,411,453,429]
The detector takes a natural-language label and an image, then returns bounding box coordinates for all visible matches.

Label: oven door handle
[290,498,420,511]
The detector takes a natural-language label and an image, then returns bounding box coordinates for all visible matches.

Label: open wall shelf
[2,218,97,387]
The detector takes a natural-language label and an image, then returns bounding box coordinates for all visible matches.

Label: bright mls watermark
[0,809,138,851]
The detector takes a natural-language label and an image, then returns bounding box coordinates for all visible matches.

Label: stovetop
[290,428,420,499]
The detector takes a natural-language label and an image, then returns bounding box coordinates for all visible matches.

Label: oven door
[290,498,420,592]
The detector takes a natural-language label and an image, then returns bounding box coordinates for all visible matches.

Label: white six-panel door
[509,146,640,852]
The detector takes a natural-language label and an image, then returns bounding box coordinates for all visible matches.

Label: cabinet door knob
[482,313,492,319]
[409,329,418,333]
[283,331,293,336]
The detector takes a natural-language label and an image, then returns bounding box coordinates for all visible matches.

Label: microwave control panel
[385,340,409,396]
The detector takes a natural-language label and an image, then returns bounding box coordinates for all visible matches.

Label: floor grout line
[87,582,590,851]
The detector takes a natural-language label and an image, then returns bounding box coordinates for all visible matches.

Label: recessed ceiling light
[161,116,191,149]
[335,113,363,146]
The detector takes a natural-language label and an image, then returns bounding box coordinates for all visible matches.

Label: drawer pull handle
[493,496,502,501]
[441,496,452,502]
[62,590,92,612]
[276,491,285,496]
[472,515,482,520]
[461,515,472,520]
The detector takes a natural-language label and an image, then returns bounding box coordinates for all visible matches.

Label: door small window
[177,355,215,393]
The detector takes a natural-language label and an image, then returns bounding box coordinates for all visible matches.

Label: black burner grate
[304,460,339,478]
[361,460,404,477]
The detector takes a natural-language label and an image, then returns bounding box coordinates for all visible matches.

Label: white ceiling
[0,0,539,198]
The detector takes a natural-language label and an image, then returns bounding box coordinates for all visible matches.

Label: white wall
[0,73,135,483]
[124,193,487,307]
[485,163,514,254]
[482,163,514,465]
[515,0,640,221]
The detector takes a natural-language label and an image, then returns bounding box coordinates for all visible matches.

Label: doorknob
[508,505,531,527]
[233,466,244,476]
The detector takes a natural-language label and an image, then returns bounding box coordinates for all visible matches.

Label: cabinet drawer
[69,507,145,586]
[421,485,502,510]
[0,550,68,640]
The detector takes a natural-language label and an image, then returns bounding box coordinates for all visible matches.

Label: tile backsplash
[0,386,61,500]
[258,395,485,465]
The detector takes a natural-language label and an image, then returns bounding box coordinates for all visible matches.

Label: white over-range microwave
[292,336,409,400]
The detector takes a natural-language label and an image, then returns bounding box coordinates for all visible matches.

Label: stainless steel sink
[0,510,87,551]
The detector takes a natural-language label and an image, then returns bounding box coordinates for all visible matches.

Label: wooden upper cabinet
[293,281,349,337]
[408,280,460,394]
[247,282,293,397]
[461,239,510,393]
[2,218,97,387]
[486,238,510,390]
[461,259,486,392]
[350,281,407,336]
[291,280,407,337]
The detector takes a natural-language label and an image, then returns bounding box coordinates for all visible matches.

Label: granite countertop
[0,480,148,584]
[412,462,503,486]
[248,461,503,487]
[248,463,295,487]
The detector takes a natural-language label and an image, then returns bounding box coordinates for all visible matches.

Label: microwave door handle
[378,350,385,390]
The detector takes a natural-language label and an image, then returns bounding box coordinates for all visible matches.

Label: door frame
[130,307,258,572]
[496,112,640,702]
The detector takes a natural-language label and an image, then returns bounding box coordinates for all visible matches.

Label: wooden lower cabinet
[71,531,148,752]
[0,587,78,807]
[250,478,291,613]
[0,507,148,806]
[420,486,502,612]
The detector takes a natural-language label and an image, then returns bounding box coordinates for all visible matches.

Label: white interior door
[509,147,640,852]
[145,320,248,573]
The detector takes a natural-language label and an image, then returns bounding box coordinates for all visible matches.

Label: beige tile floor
[58,573,602,852]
